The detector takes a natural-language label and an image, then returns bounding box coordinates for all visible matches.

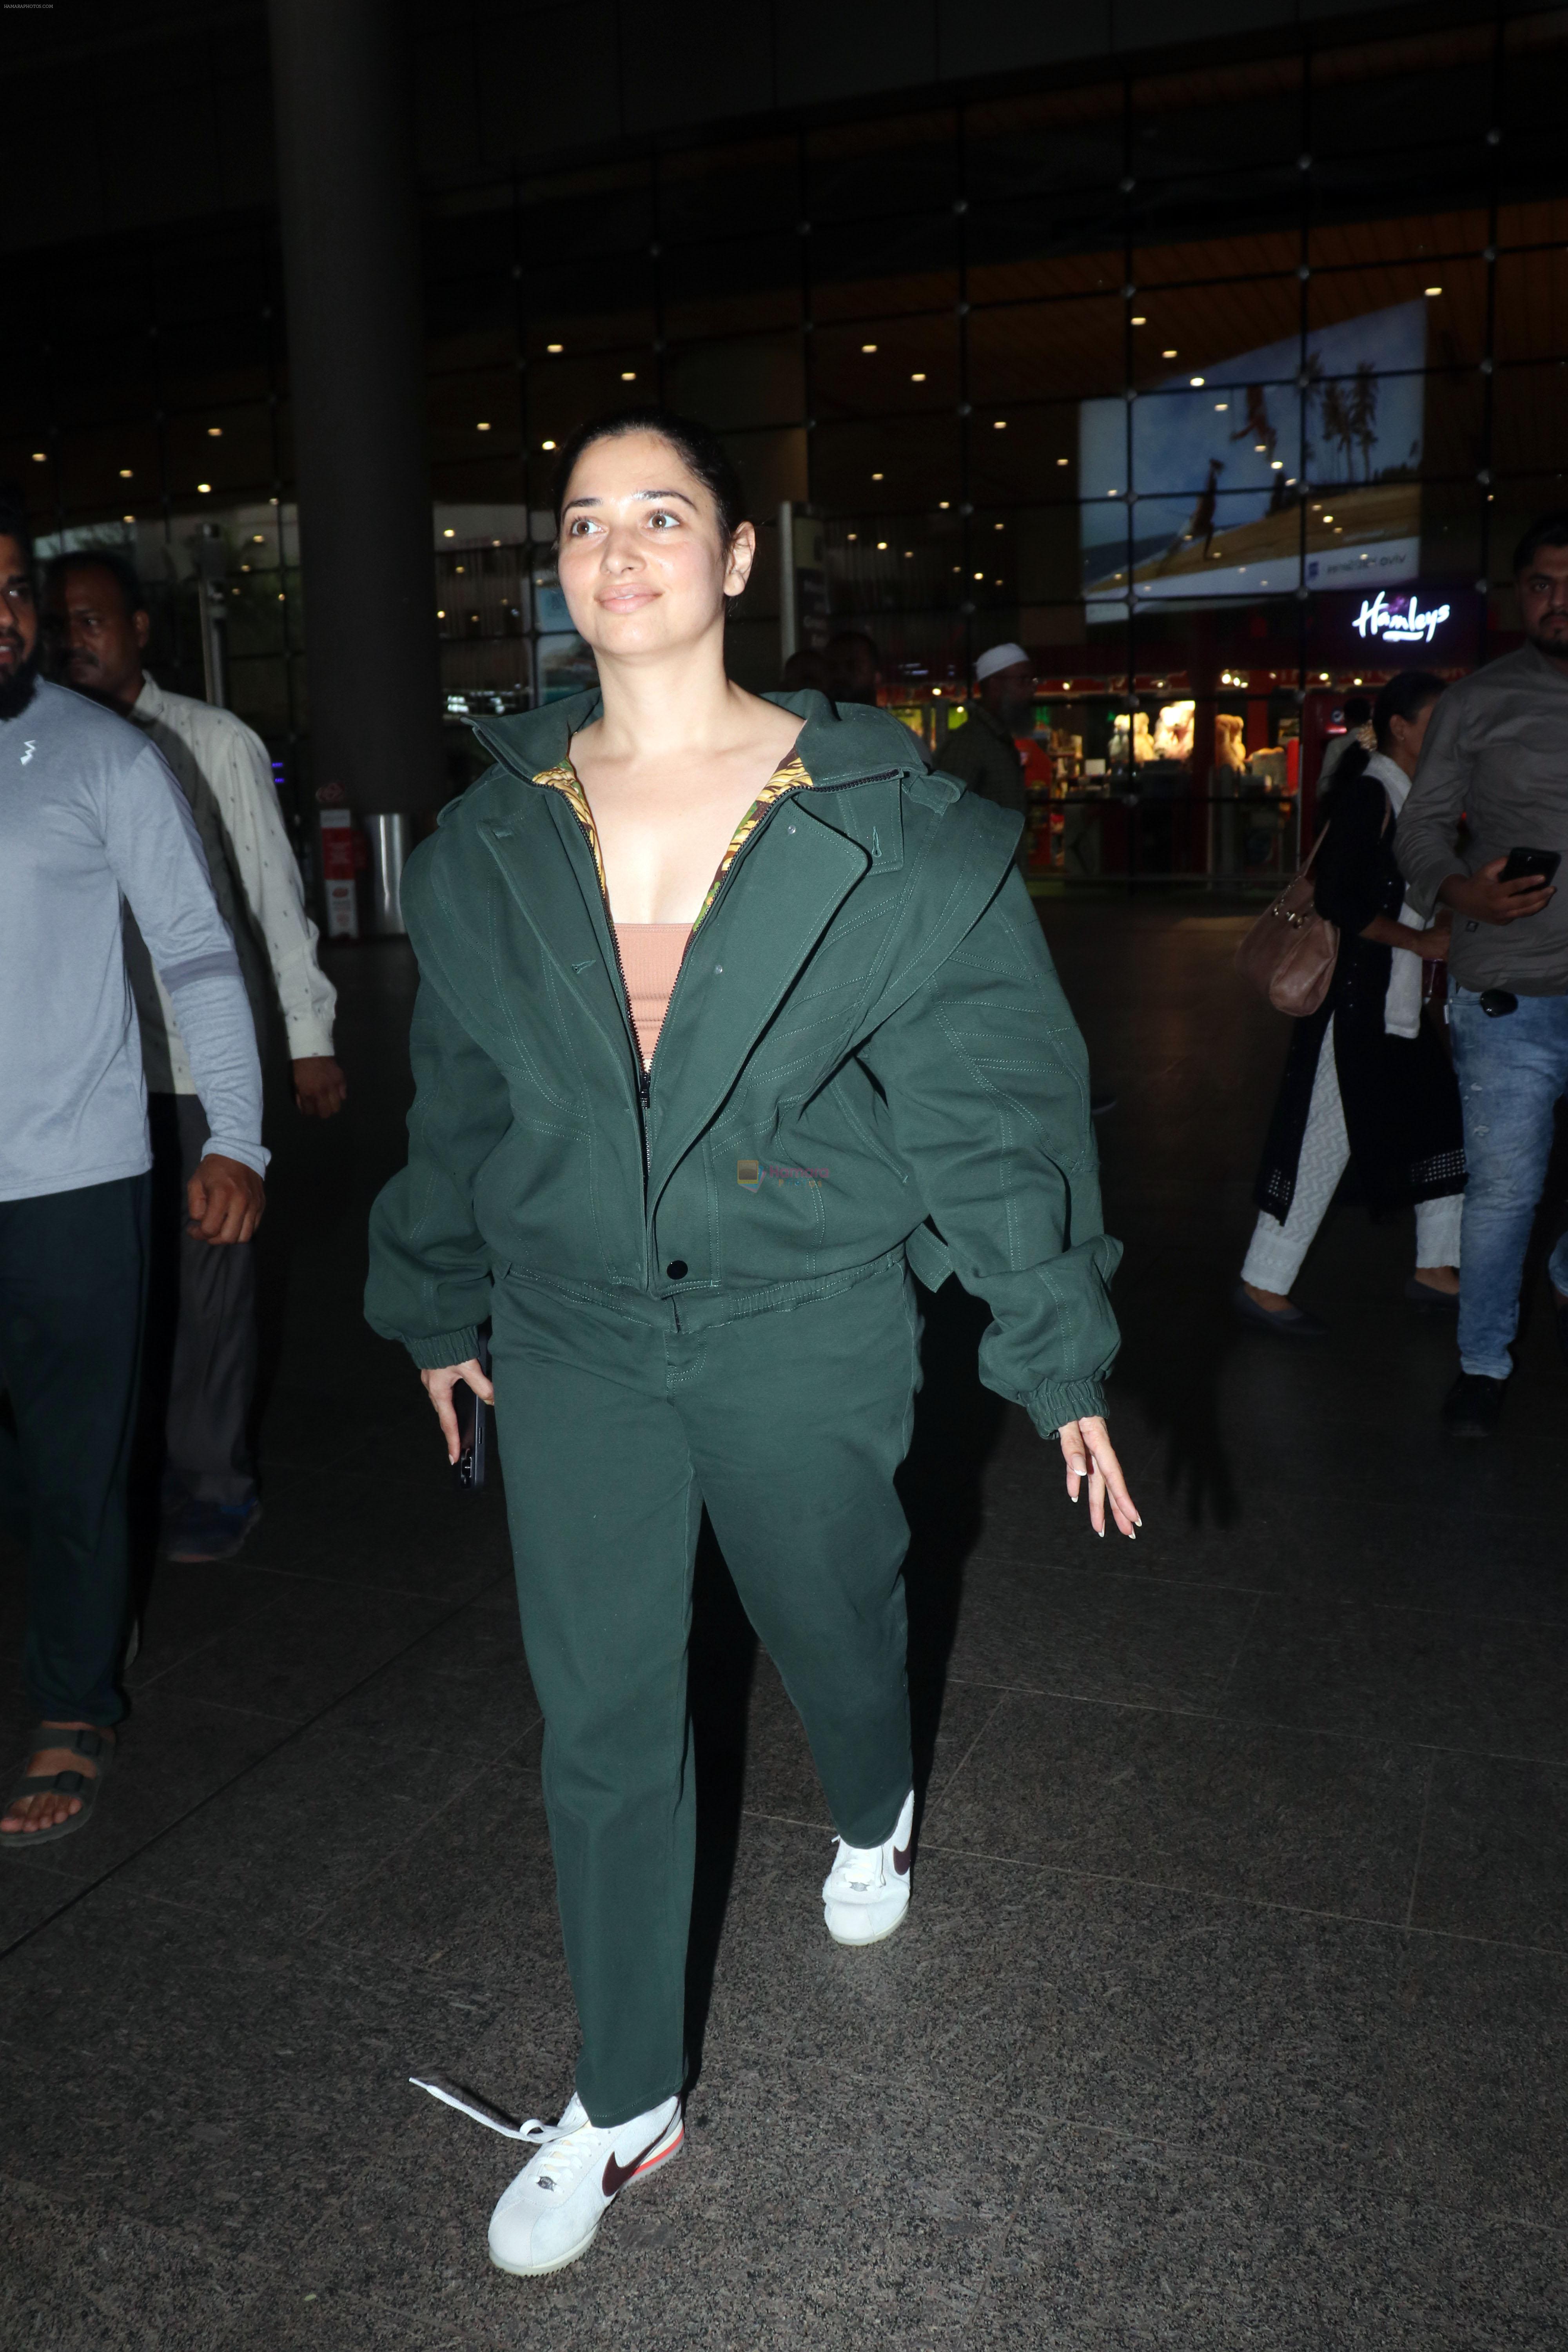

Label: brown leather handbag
[1234,824,1339,1016]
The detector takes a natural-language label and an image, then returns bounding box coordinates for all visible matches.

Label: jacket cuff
[404,1325,482,1371]
[1397,856,1461,920]
[1028,1377,1107,1436]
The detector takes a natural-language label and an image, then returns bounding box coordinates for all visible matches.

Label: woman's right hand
[420,1359,495,1464]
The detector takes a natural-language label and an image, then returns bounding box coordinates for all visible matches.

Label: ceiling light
[904,550,913,558]
[995,522,1004,530]
[1162,348,1177,358]
[253,533,265,543]
[973,570,984,579]
[621,371,636,381]
[1214,403,1228,412]
[877,540,888,550]
[872,471,884,480]
[436,608,445,619]
[493,538,501,546]
[1425,285,1442,297]
[1189,376,1205,387]
[938,499,950,508]
[1254,443,1267,452]
[1056,457,1069,467]
[477,420,491,430]
[119,467,133,479]
[541,439,556,450]
[198,482,211,493]
[31,450,47,461]
[122,513,134,523]
[862,342,878,353]
[207,426,222,438]
[546,342,563,352]
[911,371,926,381]
[443,527,455,538]
[1271,460,1284,470]
[847,532,857,541]
[1322,513,1334,522]
[240,562,250,572]
[993,419,1007,429]
[1130,315,1147,325]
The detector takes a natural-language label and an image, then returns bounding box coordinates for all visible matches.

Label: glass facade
[5,12,1567,880]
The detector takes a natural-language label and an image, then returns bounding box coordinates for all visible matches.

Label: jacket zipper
[544,761,906,1187]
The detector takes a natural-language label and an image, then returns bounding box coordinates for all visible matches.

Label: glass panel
[811,317,956,421]
[807,215,958,320]
[164,403,274,500]
[527,348,659,451]
[1128,278,1300,389]
[964,88,1124,203]
[658,136,800,242]
[969,296,1123,403]
[428,367,522,466]
[1493,365,1568,480]
[1310,25,1494,155]
[1310,258,1486,367]
[1495,249,1568,363]
[1134,229,1299,290]
[965,203,1123,303]
[666,337,804,431]
[967,400,1083,506]
[151,313,273,413]
[810,415,960,512]
[1308,207,1488,270]
[1131,55,1303,181]
[806,114,958,221]
[663,239,801,339]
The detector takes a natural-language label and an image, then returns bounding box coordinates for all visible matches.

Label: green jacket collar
[470,688,925,795]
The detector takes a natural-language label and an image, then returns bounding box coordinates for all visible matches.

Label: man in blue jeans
[1397,511,1568,1435]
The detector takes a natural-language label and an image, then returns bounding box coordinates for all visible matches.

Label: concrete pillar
[267,0,442,820]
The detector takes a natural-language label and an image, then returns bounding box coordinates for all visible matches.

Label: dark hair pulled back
[551,405,748,556]
[1372,668,1445,753]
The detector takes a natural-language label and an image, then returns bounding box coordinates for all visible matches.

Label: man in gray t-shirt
[1397,509,1568,1435]
[0,502,265,1846]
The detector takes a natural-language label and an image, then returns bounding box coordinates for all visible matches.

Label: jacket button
[666,1259,688,1280]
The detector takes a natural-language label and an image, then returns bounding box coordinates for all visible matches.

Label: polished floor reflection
[3,906,1566,2350]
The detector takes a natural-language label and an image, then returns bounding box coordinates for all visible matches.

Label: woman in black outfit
[1236,670,1465,1336]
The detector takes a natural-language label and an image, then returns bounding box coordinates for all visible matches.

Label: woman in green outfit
[367,407,1137,2278]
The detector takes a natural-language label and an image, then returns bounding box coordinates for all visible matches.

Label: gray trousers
[147,1093,257,1508]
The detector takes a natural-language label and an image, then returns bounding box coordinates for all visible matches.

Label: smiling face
[556,430,753,663]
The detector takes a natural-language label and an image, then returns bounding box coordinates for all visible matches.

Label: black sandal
[0,1724,114,1849]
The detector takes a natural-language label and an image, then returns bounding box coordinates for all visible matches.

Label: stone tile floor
[3,905,1566,2348]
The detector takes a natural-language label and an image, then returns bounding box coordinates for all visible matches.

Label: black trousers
[0,1174,150,1726]
[146,1094,257,1508]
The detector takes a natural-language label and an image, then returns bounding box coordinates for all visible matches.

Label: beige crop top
[615,923,690,1070]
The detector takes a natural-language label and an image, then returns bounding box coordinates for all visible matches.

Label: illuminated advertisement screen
[1080,299,1426,609]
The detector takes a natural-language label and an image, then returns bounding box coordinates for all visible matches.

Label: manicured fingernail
[1127,1527,1136,1541]
[1134,1513,1143,1528]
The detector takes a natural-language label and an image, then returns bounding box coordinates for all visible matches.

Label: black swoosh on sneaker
[601,2122,677,2198]
[893,1838,913,1877]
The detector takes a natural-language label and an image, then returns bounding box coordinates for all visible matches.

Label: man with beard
[939,641,1035,847]
[0,495,265,1845]
[45,551,342,1562]
[1397,511,1568,1435]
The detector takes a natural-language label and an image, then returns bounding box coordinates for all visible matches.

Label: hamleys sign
[1351,590,1452,646]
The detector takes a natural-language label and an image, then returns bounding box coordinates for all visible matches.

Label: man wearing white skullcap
[938,642,1035,858]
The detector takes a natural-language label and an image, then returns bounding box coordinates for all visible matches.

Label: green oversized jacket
[365,689,1122,1433]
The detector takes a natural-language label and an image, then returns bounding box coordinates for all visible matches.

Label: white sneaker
[486,2091,683,2276]
[822,1788,915,1946]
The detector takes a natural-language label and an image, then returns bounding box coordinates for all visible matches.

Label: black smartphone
[451,1328,492,1496]
[1499,846,1562,887]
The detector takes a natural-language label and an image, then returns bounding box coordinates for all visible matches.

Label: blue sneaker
[163,1496,263,1563]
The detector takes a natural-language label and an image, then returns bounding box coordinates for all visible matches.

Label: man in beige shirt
[46,549,346,1560]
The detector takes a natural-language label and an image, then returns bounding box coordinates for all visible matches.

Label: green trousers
[490,1252,920,2127]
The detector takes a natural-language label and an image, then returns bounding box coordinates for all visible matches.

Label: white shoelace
[828,1833,884,1894]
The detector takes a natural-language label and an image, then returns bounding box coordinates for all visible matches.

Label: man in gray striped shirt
[0,498,265,1845]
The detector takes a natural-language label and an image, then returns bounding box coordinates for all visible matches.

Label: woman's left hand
[1057,1416,1141,1539]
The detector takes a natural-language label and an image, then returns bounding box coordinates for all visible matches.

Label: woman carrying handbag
[1235,669,1465,1337]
